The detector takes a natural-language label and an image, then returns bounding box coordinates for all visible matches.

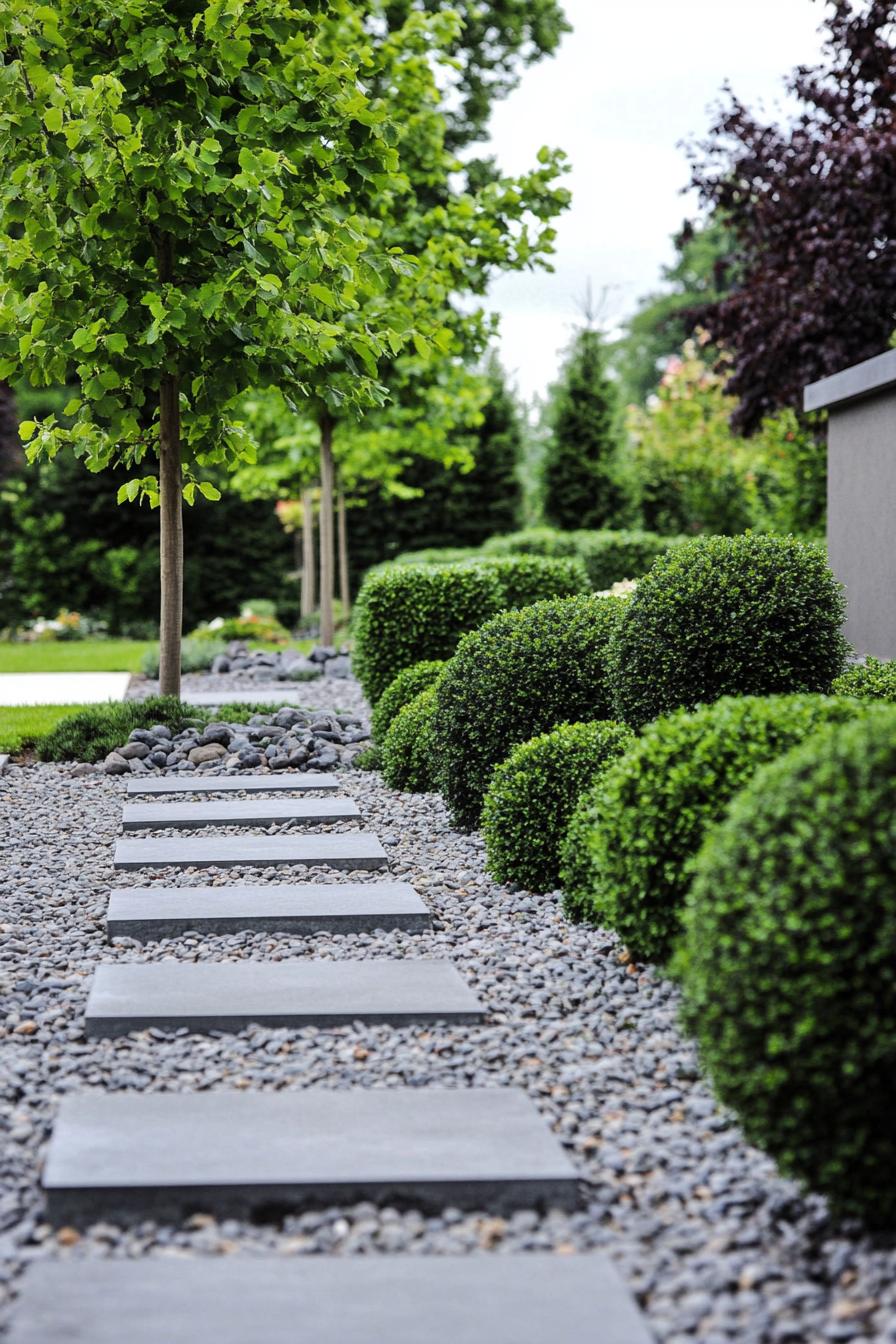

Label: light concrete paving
[7,1256,654,1344]
[120,797,360,830]
[0,672,130,706]
[106,881,430,940]
[126,772,340,795]
[180,689,306,707]
[43,1088,580,1221]
[113,832,388,870]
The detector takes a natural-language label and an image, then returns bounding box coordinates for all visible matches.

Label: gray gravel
[2,691,896,1342]
[131,669,368,721]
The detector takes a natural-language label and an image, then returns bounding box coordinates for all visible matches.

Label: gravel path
[2,689,896,1342]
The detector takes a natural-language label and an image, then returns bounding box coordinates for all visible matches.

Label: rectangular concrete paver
[121,797,360,830]
[0,671,130,706]
[106,881,430,940]
[113,833,388,871]
[43,1088,579,1221]
[180,690,307,707]
[85,959,483,1036]
[126,772,340,795]
[7,1255,654,1344]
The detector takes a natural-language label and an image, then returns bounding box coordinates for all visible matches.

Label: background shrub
[352,563,503,703]
[473,555,590,608]
[482,720,634,892]
[482,527,582,560]
[37,697,198,763]
[140,638,226,679]
[433,594,625,829]
[680,711,896,1226]
[371,660,447,743]
[393,547,484,566]
[574,530,687,590]
[832,656,896,703]
[610,533,849,727]
[566,694,869,961]
[381,686,441,792]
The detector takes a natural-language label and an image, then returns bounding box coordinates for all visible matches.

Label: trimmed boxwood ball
[574,530,687,591]
[610,533,849,727]
[474,554,590,609]
[371,660,447,743]
[381,686,441,793]
[433,594,625,830]
[832,656,896,703]
[562,694,869,959]
[352,563,503,704]
[482,720,634,893]
[679,710,896,1227]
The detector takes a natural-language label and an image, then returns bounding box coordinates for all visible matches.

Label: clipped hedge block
[574,530,687,591]
[610,533,849,726]
[832,656,896,703]
[371,660,447,744]
[381,686,441,792]
[474,554,590,609]
[680,709,896,1227]
[433,594,625,830]
[352,563,503,704]
[482,719,634,893]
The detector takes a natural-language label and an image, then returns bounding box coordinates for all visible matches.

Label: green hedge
[832,656,896,703]
[474,555,590,608]
[680,710,896,1226]
[140,638,227,679]
[562,694,869,960]
[37,697,198,763]
[433,594,625,830]
[392,547,484,566]
[482,527,582,559]
[371,660,447,743]
[381,686,441,792]
[610,533,849,726]
[482,720,634,893]
[482,527,686,590]
[352,563,503,704]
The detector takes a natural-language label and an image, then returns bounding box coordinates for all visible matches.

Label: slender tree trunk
[301,487,316,619]
[337,486,350,621]
[158,372,183,698]
[318,414,336,646]
[156,234,183,699]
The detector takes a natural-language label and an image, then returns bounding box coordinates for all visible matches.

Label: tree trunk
[156,234,183,699]
[158,372,183,698]
[301,487,316,619]
[318,414,336,646]
[337,486,351,621]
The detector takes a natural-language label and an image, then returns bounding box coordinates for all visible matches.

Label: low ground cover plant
[679,710,896,1227]
[832,656,896,702]
[561,694,870,959]
[371,661,447,744]
[610,533,849,726]
[381,686,441,792]
[482,720,634,892]
[37,697,200,763]
[433,594,625,829]
[353,563,504,704]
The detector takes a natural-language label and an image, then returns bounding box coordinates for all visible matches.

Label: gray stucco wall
[827,393,896,658]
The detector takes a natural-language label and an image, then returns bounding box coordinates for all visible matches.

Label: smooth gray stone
[121,797,360,830]
[6,1255,654,1344]
[43,1088,579,1221]
[180,690,305,706]
[113,832,388,871]
[85,959,483,1036]
[126,772,340,795]
[106,881,430,940]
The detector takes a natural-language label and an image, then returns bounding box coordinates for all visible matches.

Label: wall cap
[804,348,896,413]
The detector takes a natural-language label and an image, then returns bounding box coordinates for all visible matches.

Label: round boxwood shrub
[371,660,447,743]
[574,529,687,591]
[560,694,869,959]
[381,686,441,792]
[679,710,896,1226]
[473,555,590,609]
[610,533,849,727]
[352,563,503,704]
[433,594,626,830]
[832,656,896,703]
[482,720,634,893]
[482,527,581,559]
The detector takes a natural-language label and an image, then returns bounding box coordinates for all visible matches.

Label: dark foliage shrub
[433,595,625,829]
[37,697,198,763]
[574,530,687,590]
[610,533,849,726]
[482,720,634,892]
[562,694,869,958]
[680,710,896,1226]
[381,687,441,792]
[352,564,503,703]
[371,661,447,743]
[474,554,590,608]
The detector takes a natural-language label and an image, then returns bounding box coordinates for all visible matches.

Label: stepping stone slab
[42,1087,579,1222]
[113,832,388,871]
[121,797,360,830]
[106,880,430,941]
[85,959,483,1036]
[126,772,340,795]
[7,1255,654,1344]
[181,690,306,706]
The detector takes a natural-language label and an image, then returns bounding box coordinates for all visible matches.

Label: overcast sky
[482,0,826,401]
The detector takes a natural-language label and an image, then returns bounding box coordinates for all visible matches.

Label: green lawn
[0,639,154,674]
[0,704,93,754]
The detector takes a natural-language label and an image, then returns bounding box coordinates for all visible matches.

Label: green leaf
[43,106,63,134]
[198,481,221,501]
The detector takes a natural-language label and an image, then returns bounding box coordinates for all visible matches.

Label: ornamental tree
[0,0,418,693]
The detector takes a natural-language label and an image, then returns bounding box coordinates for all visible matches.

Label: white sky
[482,0,826,401]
